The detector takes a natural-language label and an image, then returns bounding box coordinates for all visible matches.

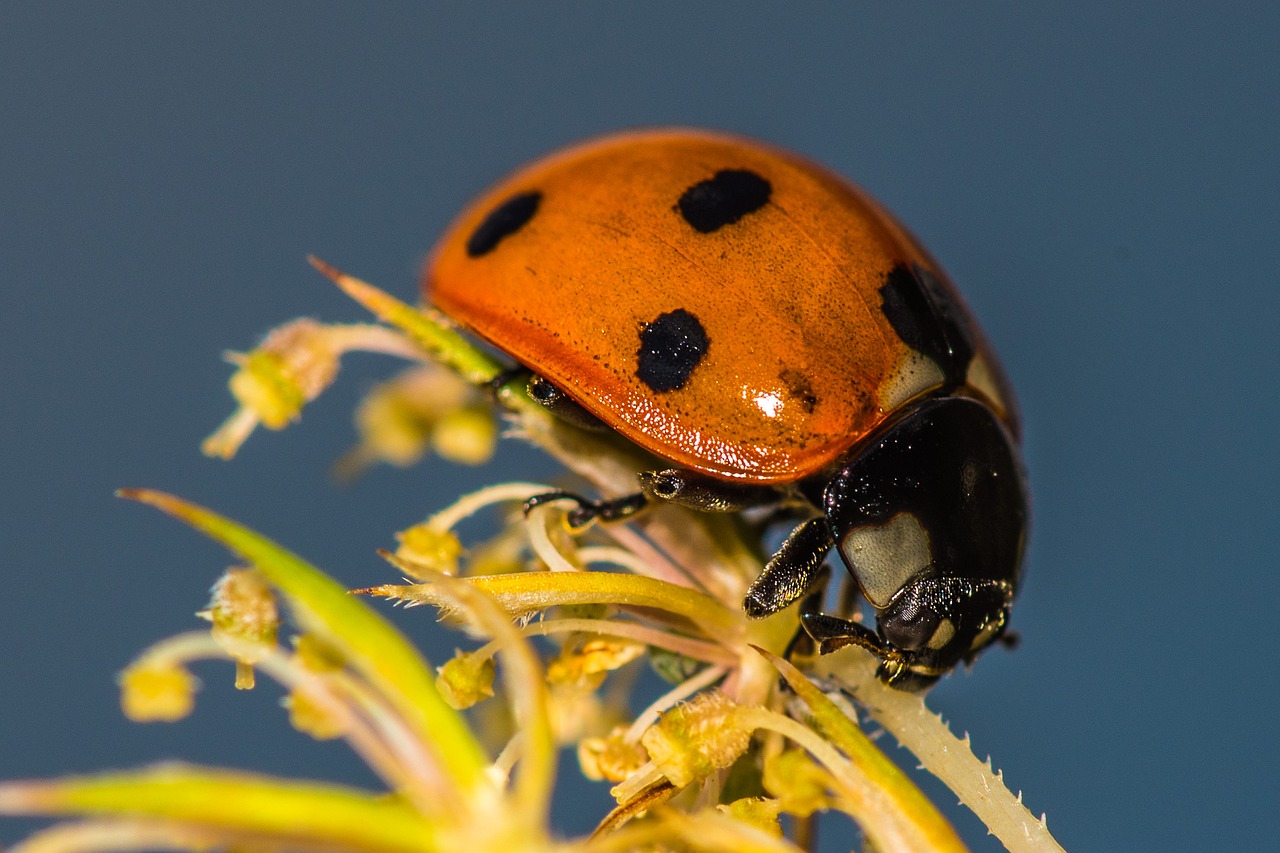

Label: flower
[0,261,1064,853]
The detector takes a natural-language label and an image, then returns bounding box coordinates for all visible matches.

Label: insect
[423,129,1028,689]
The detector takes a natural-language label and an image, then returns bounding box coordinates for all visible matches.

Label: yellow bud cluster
[546,638,645,690]
[347,366,497,474]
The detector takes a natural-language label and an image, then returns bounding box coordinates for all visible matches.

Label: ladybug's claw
[522,490,648,530]
[799,612,939,692]
[522,490,595,529]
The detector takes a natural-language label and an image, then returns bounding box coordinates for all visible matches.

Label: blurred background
[3,5,1276,851]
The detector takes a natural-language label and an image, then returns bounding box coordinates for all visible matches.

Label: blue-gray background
[3,5,1276,851]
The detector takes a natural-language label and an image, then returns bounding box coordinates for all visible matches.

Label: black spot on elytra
[466,191,541,257]
[780,369,819,414]
[878,263,975,389]
[677,169,771,233]
[636,309,709,393]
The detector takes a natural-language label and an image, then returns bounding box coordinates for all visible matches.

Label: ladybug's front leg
[798,611,934,690]
[523,467,776,531]
[741,517,834,618]
[801,577,1014,691]
[522,490,649,531]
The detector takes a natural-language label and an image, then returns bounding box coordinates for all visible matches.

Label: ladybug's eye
[880,586,945,652]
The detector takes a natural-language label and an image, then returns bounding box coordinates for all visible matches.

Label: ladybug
[423,129,1028,689]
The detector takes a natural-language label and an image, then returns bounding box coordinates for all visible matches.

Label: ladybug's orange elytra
[426,129,1015,485]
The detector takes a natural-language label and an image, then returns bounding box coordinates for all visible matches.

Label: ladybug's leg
[799,611,885,656]
[781,566,831,661]
[522,490,649,531]
[798,612,938,690]
[523,468,776,530]
[742,517,834,618]
[525,375,609,431]
[637,469,776,511]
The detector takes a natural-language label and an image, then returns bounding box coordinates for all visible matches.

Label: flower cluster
[0,260,1064,853]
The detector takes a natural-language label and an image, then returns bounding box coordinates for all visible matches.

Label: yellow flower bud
[285,689,346,741]
[203,319,349,458]
[641,692,751,788]
[352,379,435,468]
[431,405,497,466]
[395,524,463,578]
[762,748,831,817]
[199,568,279,689]
[436,650,496,709]
[578,727,649,783]
[340,365,493,475]
[228,350,307,429]
[119,660,199,723]
[717,797,784,838]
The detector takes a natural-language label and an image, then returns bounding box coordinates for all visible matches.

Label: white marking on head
[927,618,956,650]
[839,511,933,608]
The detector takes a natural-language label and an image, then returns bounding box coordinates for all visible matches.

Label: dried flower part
[118,660,199,723]
[200,569,279,666]
[285,689,346,741]
[763,749,832,818]
[436,650,496,709]
[546,638,646,689]
[717,797,785,837]
[396,524,464,578]
[578,727,649,783]
[641,691,751,788]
